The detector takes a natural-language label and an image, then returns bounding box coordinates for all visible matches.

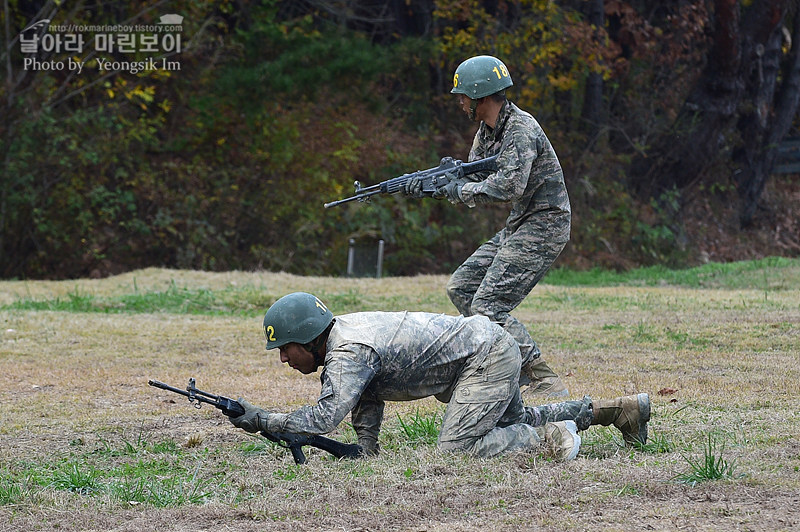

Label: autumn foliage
[1,0,798,279]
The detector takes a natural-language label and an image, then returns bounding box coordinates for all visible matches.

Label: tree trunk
[629,0,744,198]
[628,0,795,228]
[581,0,605,136]
[735,2,800,227]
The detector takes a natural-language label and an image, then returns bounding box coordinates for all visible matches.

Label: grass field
[1,258,798,531]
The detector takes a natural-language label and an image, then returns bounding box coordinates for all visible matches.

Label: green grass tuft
[396,408,441,447]
[674,435,742,485]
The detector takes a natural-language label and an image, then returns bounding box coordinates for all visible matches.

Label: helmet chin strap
[306,318,336,367]
[469,98,478,121]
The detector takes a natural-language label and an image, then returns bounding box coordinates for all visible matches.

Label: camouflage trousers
[524,396,593,431]
[446,226,567,367]
[437,332,543,457]
[436,331,592,457]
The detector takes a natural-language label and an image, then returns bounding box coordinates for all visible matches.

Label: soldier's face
[458,94,471,114]
[279,342,318,374]
[458,94,478,121]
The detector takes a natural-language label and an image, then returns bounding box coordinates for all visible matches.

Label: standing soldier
[407,55,572,397]
[228,293,651,460]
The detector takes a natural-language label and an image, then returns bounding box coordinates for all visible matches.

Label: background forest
[2,0,799,280]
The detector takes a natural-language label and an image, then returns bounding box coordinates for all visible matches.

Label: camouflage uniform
[447,100,571,370]
[261,311,587,458]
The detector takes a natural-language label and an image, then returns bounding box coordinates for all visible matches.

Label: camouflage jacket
[264,311,506,447]
[460,100,571,243]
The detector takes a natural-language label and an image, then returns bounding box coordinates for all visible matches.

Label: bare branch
[46,4,215,110]
[4,0,10,99]
[0,0,57,68]
[44,50,181,110]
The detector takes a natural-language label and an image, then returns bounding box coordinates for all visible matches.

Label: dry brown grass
[1,268,799,531]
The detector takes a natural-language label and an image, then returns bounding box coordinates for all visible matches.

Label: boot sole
[563,420,581,461]
[635,393,650,444]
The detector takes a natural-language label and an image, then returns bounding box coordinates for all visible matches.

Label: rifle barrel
[149,377,362,464]
[324,188,382,208]
[148,379,185,396]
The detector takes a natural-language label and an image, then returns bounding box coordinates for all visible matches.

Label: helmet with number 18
[451,55,513,99]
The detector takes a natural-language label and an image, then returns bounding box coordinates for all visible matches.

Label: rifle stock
[148,378,363,464]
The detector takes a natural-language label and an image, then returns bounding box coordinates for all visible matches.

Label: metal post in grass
[347,238,356,277]
[376,239,384,279]
[346,238,384,278]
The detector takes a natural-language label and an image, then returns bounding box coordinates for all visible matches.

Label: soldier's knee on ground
[437,438,475,454]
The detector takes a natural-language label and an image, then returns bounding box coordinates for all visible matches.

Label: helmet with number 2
[451,55,513,99]
[262,292,333,350]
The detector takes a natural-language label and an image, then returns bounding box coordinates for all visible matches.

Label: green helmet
[451,55,513,99]
[262,292,333,350]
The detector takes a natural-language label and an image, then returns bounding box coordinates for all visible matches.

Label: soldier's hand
[403,176,424,198]
[229,398,271,433]
[433,181,463,204]
[358,436,380,457]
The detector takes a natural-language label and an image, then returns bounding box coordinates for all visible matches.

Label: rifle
[148,378,363,464]
[324,153,499,208]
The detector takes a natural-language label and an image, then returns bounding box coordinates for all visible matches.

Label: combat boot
[537,421,581,461]
[521,357,569,398]
[591,393,650,446]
